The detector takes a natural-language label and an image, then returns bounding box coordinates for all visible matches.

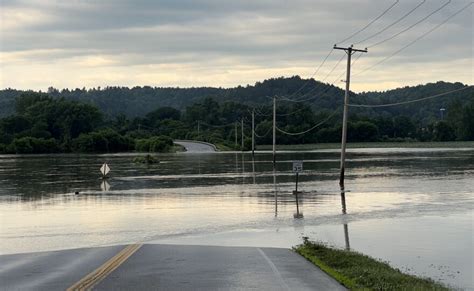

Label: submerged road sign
[292,160,303,173]
[100,162,110,178]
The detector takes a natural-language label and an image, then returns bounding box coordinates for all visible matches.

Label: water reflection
[0,149,473,289]
[340,188,347,214]
[343,223,350,250]
[251,155,256,185]
[101,180,111,192]
[273,167,278,217]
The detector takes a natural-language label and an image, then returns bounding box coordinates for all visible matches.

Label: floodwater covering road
[174,140,216,152]
[0,147,473,289]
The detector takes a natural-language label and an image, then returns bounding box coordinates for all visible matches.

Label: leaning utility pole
[252,109,255,156]
[334,45,367,191]
[241,118,244,151]
[272,96,277,166]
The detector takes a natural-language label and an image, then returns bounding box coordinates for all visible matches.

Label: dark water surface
[0,148,473,289]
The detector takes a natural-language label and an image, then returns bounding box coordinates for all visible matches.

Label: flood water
[0,148,473,289]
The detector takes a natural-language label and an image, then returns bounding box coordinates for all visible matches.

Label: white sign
[100,162,110,176]
[292,160,303,173]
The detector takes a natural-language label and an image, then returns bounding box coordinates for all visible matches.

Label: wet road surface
[174,140,217,152]
[0,244,345,291]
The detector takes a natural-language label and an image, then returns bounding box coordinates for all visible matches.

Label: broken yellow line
[67,244,142,291]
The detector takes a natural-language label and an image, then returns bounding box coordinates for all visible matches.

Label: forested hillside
[0,80,473,154]
[1,77,470,124]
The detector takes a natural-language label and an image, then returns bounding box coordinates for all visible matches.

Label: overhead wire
[367,0,452,48]
[353,0,427,45]
[278,53,345,103]
[336,0,400,45]
[353,2,473,77]
[254,126,272,138]
[199,121,236,128]
[349,86,472,108]
[282,48,335,99]
[278,52,363,106]
[276,109,341,136]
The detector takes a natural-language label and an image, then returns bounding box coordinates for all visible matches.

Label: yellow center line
[67,244,142,291]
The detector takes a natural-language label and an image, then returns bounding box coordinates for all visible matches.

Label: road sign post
[292,161,303,218]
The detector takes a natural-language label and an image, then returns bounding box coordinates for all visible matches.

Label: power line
[336,0,400,45]
[283,48,335,99]
[199,121,236,128]
[278,1,400,104]
[255,126,272,138]
[278,52,364,106]
[368,0,451,48]
[276,109,341,136]
[349,86,472,108]
[353,0,427,45]
[354,2,472,77]
[278,53,345,103]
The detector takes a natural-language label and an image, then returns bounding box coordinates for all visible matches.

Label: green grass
[258,141,474,151]
[295,240,449,291]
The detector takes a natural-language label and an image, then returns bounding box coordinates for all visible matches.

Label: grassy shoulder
[295,240,449,291]
[258,141,474,151]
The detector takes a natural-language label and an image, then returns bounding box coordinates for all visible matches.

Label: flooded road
[0,148,473,289]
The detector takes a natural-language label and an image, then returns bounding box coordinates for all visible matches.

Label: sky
[0,0,472,92]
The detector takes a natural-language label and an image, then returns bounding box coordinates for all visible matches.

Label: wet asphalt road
[174,140,217,152]
[0,244,346,290]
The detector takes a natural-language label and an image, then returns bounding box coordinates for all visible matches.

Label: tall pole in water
[334,45,367,191]
[272,96,276,167]
[241,118,244,151]
[252,109,255,156]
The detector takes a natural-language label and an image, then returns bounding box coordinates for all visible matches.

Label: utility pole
[272,96,276,167]
[334,45,367,191]
[235,122,238,147]
[241,118,244,151]
[197,120,200,140]
[252,109,255,156]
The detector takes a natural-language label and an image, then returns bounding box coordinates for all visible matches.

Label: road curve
[174,140,217,153]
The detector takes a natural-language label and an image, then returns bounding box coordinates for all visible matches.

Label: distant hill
[1,77,472,125]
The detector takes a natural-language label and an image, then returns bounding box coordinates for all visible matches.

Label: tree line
[0,89,473,154]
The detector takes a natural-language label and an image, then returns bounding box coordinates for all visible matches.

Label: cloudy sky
[0,0,472,92]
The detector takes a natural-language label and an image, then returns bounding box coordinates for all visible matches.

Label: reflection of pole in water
[293,172,303,219]
[241,152,245,184]
[198,154,201,175]
[340,188,347,214]
[343,223,350,250]
[273,168,278,217]
[235,152,238,174]
[252,155,256,184]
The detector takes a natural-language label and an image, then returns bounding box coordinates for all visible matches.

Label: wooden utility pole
[235,122,238,147]
[241,119,244,151]
[197,121,200,140]
[334,45,367,191]
[252,109,255,156]
[272,96,276,166]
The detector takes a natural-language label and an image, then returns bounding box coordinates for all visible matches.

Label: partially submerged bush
[135,136,173,152]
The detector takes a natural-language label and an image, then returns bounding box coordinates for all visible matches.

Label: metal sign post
[292,161,303,218]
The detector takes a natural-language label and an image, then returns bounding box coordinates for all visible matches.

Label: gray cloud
[1,0,472,90]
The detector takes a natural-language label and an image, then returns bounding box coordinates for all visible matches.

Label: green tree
[432,121,455,141]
